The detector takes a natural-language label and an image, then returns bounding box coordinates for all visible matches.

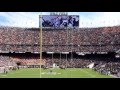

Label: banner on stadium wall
[40,15,79,29]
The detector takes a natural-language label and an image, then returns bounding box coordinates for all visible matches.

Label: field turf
[0,68,113,78]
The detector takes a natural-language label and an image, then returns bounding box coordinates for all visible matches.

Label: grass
[0,68,113,78]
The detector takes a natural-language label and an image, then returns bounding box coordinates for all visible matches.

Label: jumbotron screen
[41,15,79,29]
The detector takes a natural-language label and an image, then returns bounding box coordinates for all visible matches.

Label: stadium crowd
[0,53,120,77]
[0,26,120,77]
[0,55,16,67]
[94,61,120,77]
[0,26,120,53]
[43,56,120,77]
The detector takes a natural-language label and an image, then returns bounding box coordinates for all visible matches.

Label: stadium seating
[0,26,120,77]
[0,26,120,53]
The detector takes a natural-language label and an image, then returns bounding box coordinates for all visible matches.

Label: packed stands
[0,26,120,53]
[0,26,120,76]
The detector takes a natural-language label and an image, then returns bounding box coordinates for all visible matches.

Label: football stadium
[0,12,120,78]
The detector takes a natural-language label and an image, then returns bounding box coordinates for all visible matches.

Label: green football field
[0,68,113,78]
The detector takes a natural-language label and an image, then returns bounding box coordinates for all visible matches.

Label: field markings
[0,68,113,78]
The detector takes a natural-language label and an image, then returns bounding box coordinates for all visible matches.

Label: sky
[0,12,120,28]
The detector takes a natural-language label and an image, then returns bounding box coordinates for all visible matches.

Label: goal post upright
[39,13,42,78]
